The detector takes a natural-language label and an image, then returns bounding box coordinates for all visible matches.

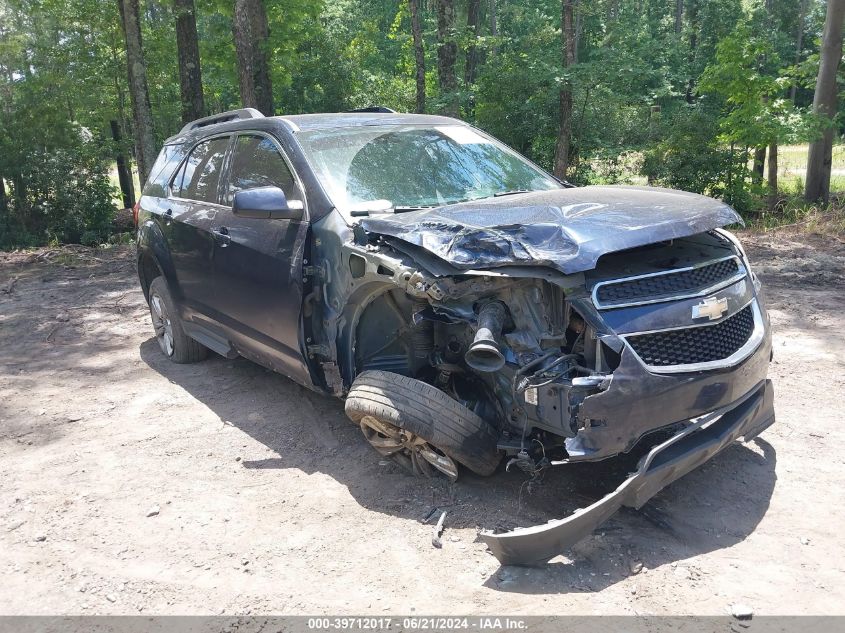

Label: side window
[226,135,297,205]
[170,137,229,203]
[143,144,186,197]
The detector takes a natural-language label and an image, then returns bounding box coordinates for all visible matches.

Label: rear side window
[225,135,297,205]
[143,145,185,197]
[171,137,230,203]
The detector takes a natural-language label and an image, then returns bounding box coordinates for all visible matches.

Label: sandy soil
[1,232,844,616]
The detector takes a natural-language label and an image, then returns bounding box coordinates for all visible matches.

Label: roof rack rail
[179,108,264,134]
[345,106,397,114]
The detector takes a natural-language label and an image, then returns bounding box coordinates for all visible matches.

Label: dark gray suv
[136,107,774,565]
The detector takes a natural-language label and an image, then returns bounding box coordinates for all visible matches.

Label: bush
[642,105,730,193]
[0,128,117,249]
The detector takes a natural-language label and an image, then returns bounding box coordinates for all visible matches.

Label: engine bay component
[465,301,508,372]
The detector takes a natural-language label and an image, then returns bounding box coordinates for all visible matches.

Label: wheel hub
[150,293,174,356]
[359,415,459,481]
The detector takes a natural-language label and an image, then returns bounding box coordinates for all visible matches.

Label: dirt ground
[1,231,844,616]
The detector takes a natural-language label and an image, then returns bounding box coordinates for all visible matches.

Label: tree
[118,0,157,184]
[674,0,683,34]
[435,0,458,117]
[701,22,807,211]
[465,0,481,86]
[553,0,575,180]
[790,0,809,103]
[174,0,205,124]
[110,119,135,208]
[409,0,426,114]
[805,0,845,204]
[233,0,274,116]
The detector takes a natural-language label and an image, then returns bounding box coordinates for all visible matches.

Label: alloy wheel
[359,414,459,481]
[150,293,175,357]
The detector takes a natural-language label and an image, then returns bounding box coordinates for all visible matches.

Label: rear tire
[148,277,208,364]
[345,370,501,477]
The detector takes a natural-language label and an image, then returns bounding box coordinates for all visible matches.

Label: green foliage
[700,22,809,148]
[0,0,835,249]
[0,129,117,249]
[642,104,735,194]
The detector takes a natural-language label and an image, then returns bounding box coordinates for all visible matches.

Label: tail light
[132,201,140,227]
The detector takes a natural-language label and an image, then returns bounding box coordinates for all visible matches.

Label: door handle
[163,208,173,226]
[212,226,231,247]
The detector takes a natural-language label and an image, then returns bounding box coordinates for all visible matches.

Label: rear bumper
[480,379,775,566]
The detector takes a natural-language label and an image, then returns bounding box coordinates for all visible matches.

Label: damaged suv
[136,108,775,565]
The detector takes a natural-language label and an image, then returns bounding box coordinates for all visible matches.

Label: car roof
[274,112,466,132]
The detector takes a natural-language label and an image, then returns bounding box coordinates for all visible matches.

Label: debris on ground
[431,511,447,548]
[730,604,754,620]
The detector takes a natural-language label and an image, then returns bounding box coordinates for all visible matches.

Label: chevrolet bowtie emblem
[692,296,729,321]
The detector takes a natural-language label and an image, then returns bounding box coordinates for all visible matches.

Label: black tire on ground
[148,276,208,364]
[345,370,502,477]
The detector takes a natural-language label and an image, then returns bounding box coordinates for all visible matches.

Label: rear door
[209,132,311,384]
[166,135,231,319]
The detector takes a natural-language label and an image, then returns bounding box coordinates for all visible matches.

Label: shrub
[0,128,118,249]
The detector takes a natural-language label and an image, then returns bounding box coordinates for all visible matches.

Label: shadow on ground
[139,337,776,594]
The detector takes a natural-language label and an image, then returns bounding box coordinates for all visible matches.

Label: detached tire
[345,370,501,477]
[148,277,208,364]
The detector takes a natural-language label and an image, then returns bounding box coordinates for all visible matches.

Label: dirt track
[1,232,844,616]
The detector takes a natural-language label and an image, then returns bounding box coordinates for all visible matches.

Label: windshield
[295,124,560,215]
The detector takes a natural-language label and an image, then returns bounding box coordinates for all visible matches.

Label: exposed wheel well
[138,251,161,302]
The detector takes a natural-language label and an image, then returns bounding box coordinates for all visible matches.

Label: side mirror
[232,186,304,220]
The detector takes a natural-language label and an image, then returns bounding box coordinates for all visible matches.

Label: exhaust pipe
[465,301,507,372]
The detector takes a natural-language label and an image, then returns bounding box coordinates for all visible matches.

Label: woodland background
[0,0,843,248]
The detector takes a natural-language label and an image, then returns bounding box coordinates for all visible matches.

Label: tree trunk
[685,0,699,104]
[0,173,8,216]
[409,0,426,114]
[111,119,136,208]
[674,0,682,34]
[805,0,845,203]
[233,0,274,116]
[174,0,205,124]
[489,0,498,53]
[752,146,766,185]
[12,174,27,215]
[435,0,458,117]
[767,142,778,211]
[790,0,808,102]
[553,0,576,180]
[464,0,481,86]
[118,0,157,185]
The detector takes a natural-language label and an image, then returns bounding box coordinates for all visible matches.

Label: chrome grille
[594,257,742,308]
[626,305,755,367]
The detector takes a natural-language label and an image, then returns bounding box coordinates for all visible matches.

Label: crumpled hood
[358,185,743,274]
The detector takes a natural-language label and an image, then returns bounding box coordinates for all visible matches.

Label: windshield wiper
[493,189,531,197]
[350,204,435,217]
[393,205,435,213]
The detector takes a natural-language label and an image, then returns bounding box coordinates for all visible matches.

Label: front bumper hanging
[480,379,775,566]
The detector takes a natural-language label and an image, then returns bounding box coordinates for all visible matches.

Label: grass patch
[745,195,845,237]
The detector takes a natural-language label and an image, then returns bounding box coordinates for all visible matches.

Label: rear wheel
[345,370,501,479]
[148,277,208,364]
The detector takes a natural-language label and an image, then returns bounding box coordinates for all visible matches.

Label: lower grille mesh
[626,305,755,367]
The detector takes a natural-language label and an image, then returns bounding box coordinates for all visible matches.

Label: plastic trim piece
[479,379,774,566]
[179,108,264,134]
